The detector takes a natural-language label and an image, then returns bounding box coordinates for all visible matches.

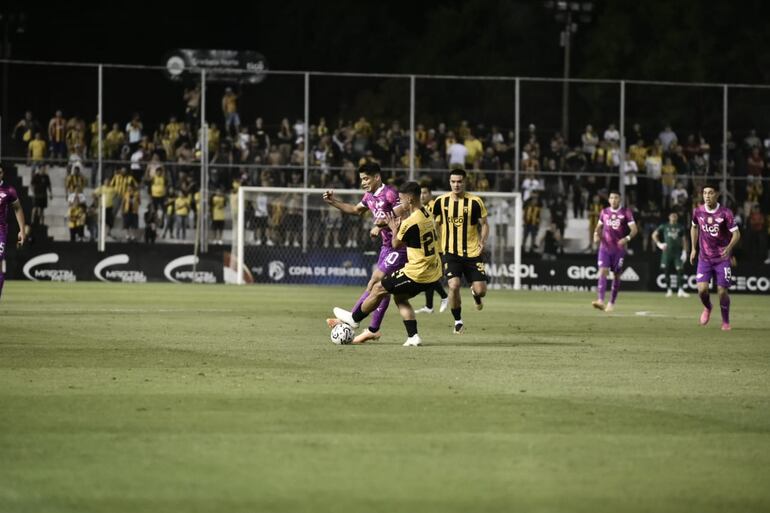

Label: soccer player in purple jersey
[689,184,740,331]
[0,164,28,301]
[323,162,407,343]
[591,191,638,312]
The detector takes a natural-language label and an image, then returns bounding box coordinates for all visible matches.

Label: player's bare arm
[12,200,26,247]
[689,224,699,265]
[721,229,740,260]
[385,213,403,248]
[618,222,638,248]
[322,190,367,215]
[593,220,603,245]
[652,228,666,251]
[478,216,489,252]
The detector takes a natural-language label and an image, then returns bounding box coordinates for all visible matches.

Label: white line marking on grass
[8,308,233,314]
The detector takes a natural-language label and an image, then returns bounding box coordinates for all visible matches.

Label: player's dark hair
[399,181,421,200]
[358,161,381,177]
[449,167,466,179]
[419,181,432,193]
[608,190,621,197]
[702,183,718,193]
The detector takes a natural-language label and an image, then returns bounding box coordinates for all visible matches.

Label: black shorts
[123,213,138,229]
[443,253,488,283]
[33,196,48,209]
[381,269,439,299]
[212,220,225,230]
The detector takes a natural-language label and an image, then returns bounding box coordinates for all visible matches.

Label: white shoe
[765,257,770,264]
[403,334,422,347]
[255,239,262,246]
[439,298,449,313]
[293,241,300,248]
[677,289,690,298]
[605,302,615,312]
[266,239,274,246]
[332,307,359,328]
[414,306,434,314]
[665,289,673,298]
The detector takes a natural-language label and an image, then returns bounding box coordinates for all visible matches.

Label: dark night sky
[4,0,770,140]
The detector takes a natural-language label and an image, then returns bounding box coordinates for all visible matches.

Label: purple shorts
[697,258,732,288]
[377,246,407,274]
[597,248,625,274]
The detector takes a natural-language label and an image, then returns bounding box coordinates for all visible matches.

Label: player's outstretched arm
[322,190,366,216]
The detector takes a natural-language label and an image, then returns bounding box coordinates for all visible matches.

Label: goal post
[236,186,523,289]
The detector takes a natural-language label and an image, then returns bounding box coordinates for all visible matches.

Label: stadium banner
[241,248,377,285]
[649,264,770,294]
[488,256,648,292]
[164,49,268,84]
[6,243,768,293]
[7,243,226,284]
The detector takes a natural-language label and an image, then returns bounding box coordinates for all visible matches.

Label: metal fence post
[409,75,416,182]
[514,77,520,192]
[722,84,728,200]
[98,64,105,252]
[619,80,626,202]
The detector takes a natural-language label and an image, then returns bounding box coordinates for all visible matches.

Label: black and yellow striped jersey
[396,207,443,283]
[432,193,488,258]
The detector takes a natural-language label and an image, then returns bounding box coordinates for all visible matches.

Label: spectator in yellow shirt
[28,132,47,166]
[174,190,191,240]
[464,131,484,167]
[210,188,227,245]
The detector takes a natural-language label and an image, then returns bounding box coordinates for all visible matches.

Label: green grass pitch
[1,282,769,513]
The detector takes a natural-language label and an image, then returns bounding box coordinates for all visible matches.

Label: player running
[652,211,690,298]
[0,164,27,301]
[323,162,406,344]
[332,182,443,347]
[591,191,638,312]
[690,184,740,330]
[431,168,489,334]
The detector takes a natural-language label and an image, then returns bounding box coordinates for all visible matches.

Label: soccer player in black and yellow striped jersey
[414,183,449,314]
[432,168,489,334]
[332,182,442,347]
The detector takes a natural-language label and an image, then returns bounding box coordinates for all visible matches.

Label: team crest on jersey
[707,216,713,223]
[611,214,617,219]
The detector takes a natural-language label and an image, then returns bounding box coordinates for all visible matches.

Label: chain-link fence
[2,59,769,254]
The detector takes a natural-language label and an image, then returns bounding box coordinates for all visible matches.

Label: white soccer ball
[330,323,354,345]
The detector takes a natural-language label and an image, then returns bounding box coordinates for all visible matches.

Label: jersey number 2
[422,231,436,256]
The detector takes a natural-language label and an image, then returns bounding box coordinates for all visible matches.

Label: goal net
[235,186,523,289]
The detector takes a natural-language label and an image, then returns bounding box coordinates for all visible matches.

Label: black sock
[425,290,435,309]
[436,283,448,299]
[451,307,462,321]
[352,306,367,323]
[471,290,482,305]
[404,320,418,337]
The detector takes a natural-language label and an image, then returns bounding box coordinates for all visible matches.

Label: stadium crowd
[7,88,770,262]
